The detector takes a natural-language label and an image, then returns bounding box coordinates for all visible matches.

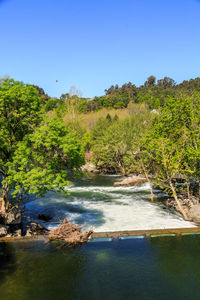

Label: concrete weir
[91,227,200,240]
[1,227,200,242]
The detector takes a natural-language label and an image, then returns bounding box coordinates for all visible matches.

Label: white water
[25,178,195,232]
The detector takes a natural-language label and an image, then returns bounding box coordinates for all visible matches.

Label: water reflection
[1,237,200,299]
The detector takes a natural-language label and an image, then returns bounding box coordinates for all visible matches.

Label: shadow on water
[0,243,17,283]
[0,240,88,300]
[24,196,105,228]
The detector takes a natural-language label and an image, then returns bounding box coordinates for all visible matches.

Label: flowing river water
[24,174,195,231]
[0,175,200,300]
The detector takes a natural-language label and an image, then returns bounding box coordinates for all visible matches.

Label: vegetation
[0,78,84,214]
[142,94,200,219]
[48,76,200,113]
[91,110,152,175]
[1,75,200,222]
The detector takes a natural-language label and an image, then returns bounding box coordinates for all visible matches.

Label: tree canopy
[0,78,85,213]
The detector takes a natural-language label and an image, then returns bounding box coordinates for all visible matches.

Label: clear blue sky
[0,0,200,98]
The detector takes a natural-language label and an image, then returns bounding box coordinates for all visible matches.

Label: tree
[145,94,200,219]
[0,78,84,214]
[106,113,112,122]
[6,117,84,200]
[91,112,152,175]
[157,77,176,89]
[144,75,156,87]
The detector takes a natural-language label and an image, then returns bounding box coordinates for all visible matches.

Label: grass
[48,103,149,130]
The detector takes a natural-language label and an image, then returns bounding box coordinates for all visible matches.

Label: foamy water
[24,176,195,232]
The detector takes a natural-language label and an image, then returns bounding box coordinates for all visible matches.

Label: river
[1,235,200,299]
[0,175,199,300]
[24,174,195,231]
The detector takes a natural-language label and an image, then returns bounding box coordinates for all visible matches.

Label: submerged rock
[114,175,147,187]
[38,213,52,222]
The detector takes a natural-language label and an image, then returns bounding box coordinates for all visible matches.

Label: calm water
[24,175,195,231]
[1,236,200,300]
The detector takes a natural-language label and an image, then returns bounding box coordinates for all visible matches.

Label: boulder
[81,162,99,173]
[4,206,21,225]
[25,222,49,236]
[8,224,22,237]
[114,176,147,187]
[12,229,22,237]
[188,205,200,224]
[0,225,7,237]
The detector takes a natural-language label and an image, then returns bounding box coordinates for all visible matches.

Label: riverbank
[112,174,200,225]
[82,162,200,224]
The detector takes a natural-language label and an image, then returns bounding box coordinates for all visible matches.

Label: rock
[0,225,7,237]
[114,176,147,187]
[25,222,49,236]
[81,162,99,173]
[38,213,52,222]
[4,206,21,225]
[8,224,22,237]
[188,205,200,224]
[12,229,22,237]
[25,229,32,237]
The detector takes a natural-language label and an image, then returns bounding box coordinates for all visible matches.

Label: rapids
[24,175,195,232]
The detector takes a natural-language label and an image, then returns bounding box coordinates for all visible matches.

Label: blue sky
[0,0,200,98]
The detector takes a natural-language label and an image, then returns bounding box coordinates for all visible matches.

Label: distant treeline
[42,76,200,112]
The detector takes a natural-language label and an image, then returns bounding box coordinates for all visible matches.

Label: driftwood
[48,220,93,247]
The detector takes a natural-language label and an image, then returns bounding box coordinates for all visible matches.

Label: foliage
[0,78,85,212]
[6,117,84,198]
[91,112,152,174]
[141,94,200,219]
[45,76,200,114]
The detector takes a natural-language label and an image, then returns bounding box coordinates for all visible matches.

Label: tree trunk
[198,179,200,200]
[1,183,9,216]
[186,182,191,201]
[141,162,154,202]
[117,158,126,176]
[120,166,126,176]
[169,180,189,221]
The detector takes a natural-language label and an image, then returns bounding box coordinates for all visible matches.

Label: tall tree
[0,78,84,214]
[145,94,200,219]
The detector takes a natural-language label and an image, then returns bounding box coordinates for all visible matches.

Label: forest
[0,76,200,223]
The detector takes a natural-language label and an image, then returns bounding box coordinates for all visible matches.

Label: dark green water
[0,236,200,300]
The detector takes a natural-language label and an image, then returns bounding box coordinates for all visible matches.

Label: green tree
[91,113,151,175]
[144,75,156,87]
[145,94,200,219]
[0,78,84,214]
[6,117,84,199]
